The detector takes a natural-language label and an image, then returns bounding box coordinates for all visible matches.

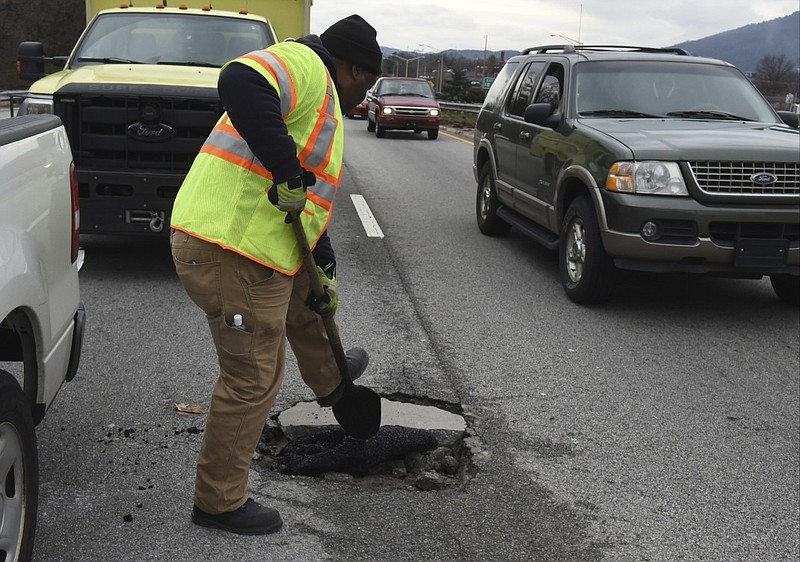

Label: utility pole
[482,35,488,77]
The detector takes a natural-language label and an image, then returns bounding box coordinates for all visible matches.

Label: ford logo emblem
[127,122,175,142]
[750,172,777,185]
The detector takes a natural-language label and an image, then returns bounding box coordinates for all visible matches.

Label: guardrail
[1,92,481,120]
[439,101,482,114]
[0,90,29,118]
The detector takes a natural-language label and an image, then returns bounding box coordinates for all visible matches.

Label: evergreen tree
[442,68,472,101]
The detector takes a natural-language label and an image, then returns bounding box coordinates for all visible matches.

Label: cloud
[310,1,798,52]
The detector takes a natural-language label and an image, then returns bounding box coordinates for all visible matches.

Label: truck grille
[689,161,800,196]
[54,91,222,172]
[392,106,432,116]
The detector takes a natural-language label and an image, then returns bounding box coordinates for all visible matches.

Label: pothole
[254,395,476,491]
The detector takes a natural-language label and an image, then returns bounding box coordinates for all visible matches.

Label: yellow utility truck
[16,1,312,235]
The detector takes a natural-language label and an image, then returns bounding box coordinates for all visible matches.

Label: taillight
[69,161,80,263]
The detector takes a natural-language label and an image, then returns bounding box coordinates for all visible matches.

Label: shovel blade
[332,384,382,440]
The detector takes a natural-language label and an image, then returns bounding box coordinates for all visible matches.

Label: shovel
[289,214,381,440]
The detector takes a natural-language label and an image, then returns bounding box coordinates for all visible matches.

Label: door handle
[519,131,531,141]
[492,122,502,131]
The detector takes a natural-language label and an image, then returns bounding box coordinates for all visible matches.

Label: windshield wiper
[666,110,751,121]
[156,61,220,68]
[76,56,142,64]
[580,109,661,118]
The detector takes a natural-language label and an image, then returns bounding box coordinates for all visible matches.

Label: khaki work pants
[171,229,341,514]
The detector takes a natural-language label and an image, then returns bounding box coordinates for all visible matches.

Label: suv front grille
[391,106,431,116]
[689,161,800,196]
[55,94,222,172]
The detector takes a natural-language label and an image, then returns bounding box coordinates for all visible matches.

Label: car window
[482,61,519,111]
[534,63,565,112]
[508,61,546,117]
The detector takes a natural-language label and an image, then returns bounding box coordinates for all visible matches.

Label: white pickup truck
[0,114,85,561]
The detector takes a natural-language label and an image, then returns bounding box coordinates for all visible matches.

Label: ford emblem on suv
[751,172,778,185]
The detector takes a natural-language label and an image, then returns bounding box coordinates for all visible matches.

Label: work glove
[308,263,338,317]
[267,175,307,213]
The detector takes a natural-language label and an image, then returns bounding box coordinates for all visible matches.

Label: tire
[476,162,511,236]
[0,370,39,562]
[770,274,800,306]
[367,117,375,132]
[376,125,386,138]
[559,197,615,304]
[428,129,439,140]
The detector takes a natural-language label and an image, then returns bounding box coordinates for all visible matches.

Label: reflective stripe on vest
[241,50,296,116]
[201,57,339,194]
[200,111,338,209]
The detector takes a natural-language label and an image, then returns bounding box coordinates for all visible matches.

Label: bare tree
[754,53,798,96]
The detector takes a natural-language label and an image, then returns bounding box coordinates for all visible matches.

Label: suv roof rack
[521,44,691,56]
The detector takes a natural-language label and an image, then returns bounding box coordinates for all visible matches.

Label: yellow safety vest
[171,41,344,275]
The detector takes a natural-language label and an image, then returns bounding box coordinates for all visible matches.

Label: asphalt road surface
[31,118,799,561]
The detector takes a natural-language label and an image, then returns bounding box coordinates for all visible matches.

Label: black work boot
[191,498,282,535]
[317,347,369,407]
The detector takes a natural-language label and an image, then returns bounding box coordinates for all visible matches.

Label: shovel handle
[289,214,353,385]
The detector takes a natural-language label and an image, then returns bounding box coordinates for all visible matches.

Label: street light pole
[389,54,422,78]
[419,43,445,93]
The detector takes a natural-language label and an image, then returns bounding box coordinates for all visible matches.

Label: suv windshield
[574,60,777,122]
[71,13,273,68]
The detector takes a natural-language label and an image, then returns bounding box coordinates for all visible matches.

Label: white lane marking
[350,194,384,238]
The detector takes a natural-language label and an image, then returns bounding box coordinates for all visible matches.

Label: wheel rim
[0,421,26,559]
[566,218,586,283]
[479,180,492,222]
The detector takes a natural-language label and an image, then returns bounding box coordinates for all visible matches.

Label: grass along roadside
[441,110,477,138]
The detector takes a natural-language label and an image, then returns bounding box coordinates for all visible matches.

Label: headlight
[381,106,393,115]
[429,108,440,117]
[19,95,54,115]
[606,161,687,196]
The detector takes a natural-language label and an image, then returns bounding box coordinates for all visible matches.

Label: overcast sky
[309,1,798,53]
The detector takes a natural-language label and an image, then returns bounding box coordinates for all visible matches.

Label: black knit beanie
[320,14,382,76]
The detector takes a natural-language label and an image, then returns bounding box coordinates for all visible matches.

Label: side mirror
[17,41,66,81]
[776,110,799,129]
[524,102,559,129]
[18,41,47,81]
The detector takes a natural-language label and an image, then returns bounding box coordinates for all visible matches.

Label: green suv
[473,45,800,305]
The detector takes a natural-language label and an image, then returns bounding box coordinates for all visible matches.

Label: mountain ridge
[670,11,799,73]
[382,11,800,74]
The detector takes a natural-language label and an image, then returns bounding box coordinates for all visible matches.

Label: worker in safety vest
[169,14,382,536]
